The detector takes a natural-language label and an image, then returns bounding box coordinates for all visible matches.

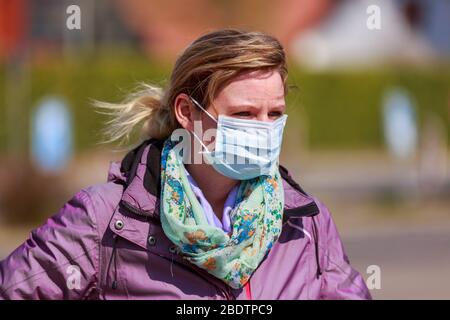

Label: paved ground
[342,224,450,299]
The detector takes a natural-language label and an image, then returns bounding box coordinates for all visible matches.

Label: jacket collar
[107,139,319,224]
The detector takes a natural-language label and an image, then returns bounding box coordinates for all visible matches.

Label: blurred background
[0,0,449,299]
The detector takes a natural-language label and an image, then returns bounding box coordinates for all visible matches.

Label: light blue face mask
[189,96,288,180]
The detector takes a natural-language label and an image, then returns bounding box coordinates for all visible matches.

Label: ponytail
[93,83,177,152]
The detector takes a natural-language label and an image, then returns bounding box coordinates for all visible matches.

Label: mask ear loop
[190,126,218,166]
[188,96,217,160]
[189,96,218,124]
[191,129,210,154]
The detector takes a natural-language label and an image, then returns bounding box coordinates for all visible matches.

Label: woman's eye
[233,111,252,117]
[269,111,283,118]
[231,111,283,119]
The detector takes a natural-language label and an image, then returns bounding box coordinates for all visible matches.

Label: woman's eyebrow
[226,105,259,113]
[228,104,259,109]
[228,104,285,110]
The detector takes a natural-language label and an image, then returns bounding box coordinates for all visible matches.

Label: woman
[0,29,371,300]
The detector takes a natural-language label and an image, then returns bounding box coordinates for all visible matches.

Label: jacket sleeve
[0,190,100,300]
[315,199,372,300]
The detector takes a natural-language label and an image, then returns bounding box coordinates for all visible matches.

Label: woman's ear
[174,93,197,131]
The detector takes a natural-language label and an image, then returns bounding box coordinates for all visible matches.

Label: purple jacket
[0,139,372,300]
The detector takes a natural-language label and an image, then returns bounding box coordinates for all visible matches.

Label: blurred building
[0,0,139,62]
[291,0,450,69]
[114,0,333,58]
[1,0,448,65]
[0,0,336,61]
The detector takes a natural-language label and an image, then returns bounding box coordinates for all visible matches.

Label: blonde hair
[93,28,289,152]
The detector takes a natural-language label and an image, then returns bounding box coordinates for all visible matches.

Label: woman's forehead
[216,70,285,107]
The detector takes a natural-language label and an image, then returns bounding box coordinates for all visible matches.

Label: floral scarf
[159,138,284,289]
